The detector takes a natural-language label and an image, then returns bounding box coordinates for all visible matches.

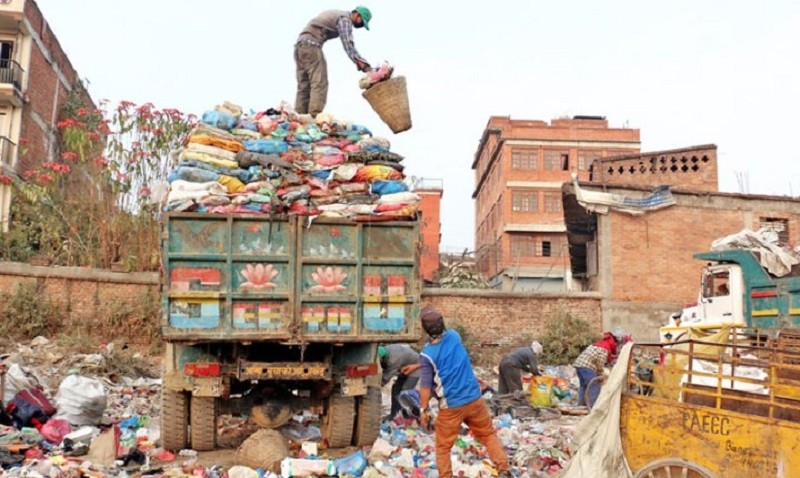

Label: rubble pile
[165,102,419,222]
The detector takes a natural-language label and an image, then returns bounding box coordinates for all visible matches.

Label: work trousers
[294,44,328,116]
[435,398,509,477]
[497,360,523,395]
[576,367,600,408]
[389,374,419,419]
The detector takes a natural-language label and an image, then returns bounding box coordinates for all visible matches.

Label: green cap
[355,6,372,30]
[377,345,387,359]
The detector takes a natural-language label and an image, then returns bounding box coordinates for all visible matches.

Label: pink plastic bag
[41,418,72,445]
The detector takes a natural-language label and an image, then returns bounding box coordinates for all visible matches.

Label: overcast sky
[36,1,800,251]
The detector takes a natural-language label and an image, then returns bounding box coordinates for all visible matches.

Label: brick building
[563,179,800,341]
[590,144,719,192]
[412,178,443,283]
[472,115,640,292]
[0,0,89,231]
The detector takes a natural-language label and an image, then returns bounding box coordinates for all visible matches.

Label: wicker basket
[236,429,289,472]
[362,76,412,133]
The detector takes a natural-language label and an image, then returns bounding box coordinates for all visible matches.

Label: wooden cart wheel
[634,458,714,478]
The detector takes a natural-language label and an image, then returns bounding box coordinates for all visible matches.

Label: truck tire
[634,458,714,478]
[190,396,217,451]
[160,389,188,451]
[352,387,382,446]
[322,392,355,448]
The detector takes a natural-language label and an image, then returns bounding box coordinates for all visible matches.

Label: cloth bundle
[163,101,420,221]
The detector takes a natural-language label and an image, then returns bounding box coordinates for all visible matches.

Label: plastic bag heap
[165,101,418,222]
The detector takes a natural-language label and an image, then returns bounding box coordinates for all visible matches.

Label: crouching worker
[573,329,629,408]
[498,341,543,394]
[378,344,421,421]
[418,306,511,478]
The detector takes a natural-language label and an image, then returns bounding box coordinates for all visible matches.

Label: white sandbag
[377,192,420,205]
[54,375,107,426]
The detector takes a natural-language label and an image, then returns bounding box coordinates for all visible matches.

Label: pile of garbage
[165,101,419,222]
[0,338,166,476]
[0,337,588,477]
[257,408,579,478]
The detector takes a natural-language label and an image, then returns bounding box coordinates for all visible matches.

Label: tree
[0,85,194,271]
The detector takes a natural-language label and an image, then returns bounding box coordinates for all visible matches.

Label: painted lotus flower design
[308,266,348,293]
[240,263,279,289]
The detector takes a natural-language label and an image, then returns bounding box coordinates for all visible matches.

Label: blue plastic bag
[333,450,367,477]
[201,111,237,130]
[243,139,289,155]
[370,180,408,195]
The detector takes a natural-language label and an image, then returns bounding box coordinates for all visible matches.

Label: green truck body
[159,213,421,450]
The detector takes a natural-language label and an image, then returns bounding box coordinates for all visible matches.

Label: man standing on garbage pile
[573,328,629,408]
[497,341,543,394]
[294,7,373,117]
[417,306,511,478]
[379,343,421,421]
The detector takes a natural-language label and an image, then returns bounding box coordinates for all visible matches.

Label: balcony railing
[0,59,23,90]
[0,136,16,166]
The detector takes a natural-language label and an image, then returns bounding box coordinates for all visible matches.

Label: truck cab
[661,249,800,343]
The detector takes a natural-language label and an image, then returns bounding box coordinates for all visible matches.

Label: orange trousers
[434,398,509,476]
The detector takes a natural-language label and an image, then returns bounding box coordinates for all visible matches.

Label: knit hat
[377,345,387,359]
[531,341,543,355]
[420,306,445,339]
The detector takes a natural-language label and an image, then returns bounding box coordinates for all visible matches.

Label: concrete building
[0,0,90,231]
[412,177,443,283]
[563,177,800,341]
[472,115,640,292]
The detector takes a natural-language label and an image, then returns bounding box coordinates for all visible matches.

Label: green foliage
[0,282,61,339]
[0,83,193,271]
[538,310,599,365]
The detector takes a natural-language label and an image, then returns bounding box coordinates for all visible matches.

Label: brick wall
[592,144,718,192]
[603,191,800,305]
[422,289,602,346]
[0,262,159,344]
[17,0,87,171]
[0,262,604,349]
[416,189,442,282]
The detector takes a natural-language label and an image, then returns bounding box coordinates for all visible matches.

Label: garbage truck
[660,249,800,343]
[159,213,421,451]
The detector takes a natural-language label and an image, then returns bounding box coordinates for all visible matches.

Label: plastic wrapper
[280,458,336,477]
[201,110,237,131]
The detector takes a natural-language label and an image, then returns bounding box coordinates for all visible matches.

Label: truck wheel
[190,396,217,451]
[322,392,355,448]
[252,400,293,429]
[635,458,714,478]
[352,387,382,446]
[160,389,188,451]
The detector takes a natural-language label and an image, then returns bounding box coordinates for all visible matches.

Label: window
[511,191,538,212]
[544,150,569,170]
[0,41,15,85]
[544,193,562,213]
[760,217,789,244]
[578,151,601,171]
[511,149,538,169]
[703,271,730,298]
[542,241,551,257]
[510,235,540,257]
